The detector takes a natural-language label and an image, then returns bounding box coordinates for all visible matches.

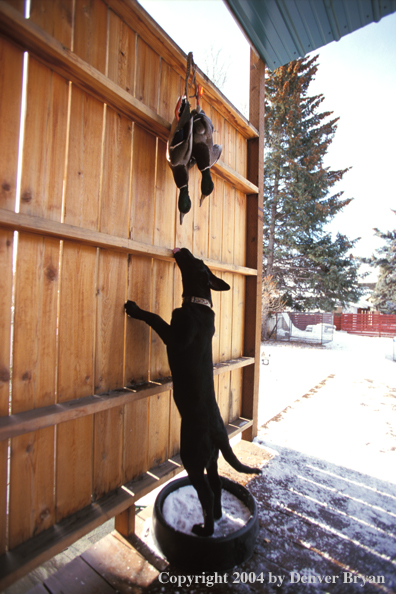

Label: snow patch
[162,485,251,537]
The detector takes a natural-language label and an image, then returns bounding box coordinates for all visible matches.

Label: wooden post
[242,49,265,441]
[114,504,136,538]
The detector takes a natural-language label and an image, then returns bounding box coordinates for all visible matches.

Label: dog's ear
[208,270,230,292]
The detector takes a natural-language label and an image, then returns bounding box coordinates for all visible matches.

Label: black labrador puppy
[125,247,260,536]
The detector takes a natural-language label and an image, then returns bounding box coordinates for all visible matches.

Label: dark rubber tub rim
[151,475,259,572]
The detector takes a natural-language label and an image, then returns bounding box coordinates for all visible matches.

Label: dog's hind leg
[207,458,222,520]
[188,471,215,537]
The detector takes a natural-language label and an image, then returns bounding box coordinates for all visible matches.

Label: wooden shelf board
[0,417,252,590]
[0,357,254,441]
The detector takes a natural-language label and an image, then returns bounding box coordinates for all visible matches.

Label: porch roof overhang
[224,0,396,70]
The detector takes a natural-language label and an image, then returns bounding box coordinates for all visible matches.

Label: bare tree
[261,274,286,341]
[202,44,231,91]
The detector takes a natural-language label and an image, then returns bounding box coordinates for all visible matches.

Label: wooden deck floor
[7,370,396,594]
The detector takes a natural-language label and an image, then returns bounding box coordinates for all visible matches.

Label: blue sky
[139,1,396,280]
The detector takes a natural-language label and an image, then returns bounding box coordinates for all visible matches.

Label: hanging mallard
[167,95,195,224]
[167,53,222,224]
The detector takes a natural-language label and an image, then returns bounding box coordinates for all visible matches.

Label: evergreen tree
[365,214,396,313]
[263,56,363,311]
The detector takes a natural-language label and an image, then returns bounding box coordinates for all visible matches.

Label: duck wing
[192,111,222,171]
[167,99,194,168]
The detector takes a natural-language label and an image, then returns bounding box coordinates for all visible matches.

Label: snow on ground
[258,331,395,427]
[253,331,396,587]
[258,331,396,484]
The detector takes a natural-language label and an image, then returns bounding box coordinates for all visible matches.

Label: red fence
[334,313,396,337]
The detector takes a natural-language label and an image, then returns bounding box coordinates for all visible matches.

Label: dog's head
[173,248,230,304]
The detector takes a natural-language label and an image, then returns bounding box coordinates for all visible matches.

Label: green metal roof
[224,0,396,70]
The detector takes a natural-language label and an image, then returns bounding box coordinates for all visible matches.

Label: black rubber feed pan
[152,476,259,572]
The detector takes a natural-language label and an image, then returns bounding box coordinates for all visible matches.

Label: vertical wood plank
[154,139,177,248]
[242,49,265,440]
[211,288,221,366]
[107,9,136,95]
[57,242,96,401]
[236,131,247,178]
[30,0,73,48]
[125,255,152,386]
[74,0,108,74]
[124,398,148,482]
[0,38,23,211]
[148,391,170,468]
[8,427,55,549]
[158,60,179,122]
[192,167,209,259]
[93,249,127,499]
[0,230,13,416]
[208,175,224,262]
[20,58,69,221]
[222,184,235,264]
[93,405,123,499]
[99,108,133,238]
[175,203,194,250]
[218,372,231,426]
[130,125,156,244]
[0,229,13,555]
[95,250,127,393]
[12,234,59,412]
[64,86,104,230]
[56,241,96,521]
[150,260,173,380]
[234,189,246,267]
[135,38,159,113]
[232,273,245,360]
[219,272,233,362]
[224,121,236,171]
[56,416,93,521]
[115,504,135,537]
[9,233,59,548]
[230,368,243,422]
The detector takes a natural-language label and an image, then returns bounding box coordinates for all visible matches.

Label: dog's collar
[183,296,212,309]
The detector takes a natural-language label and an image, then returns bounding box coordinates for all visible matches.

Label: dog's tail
[219,439,261,475]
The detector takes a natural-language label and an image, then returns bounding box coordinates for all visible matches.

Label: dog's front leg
[125,301,172,345]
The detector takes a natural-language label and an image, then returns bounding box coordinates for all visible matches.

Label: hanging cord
[184,52,194,97]
[184,52,203,108]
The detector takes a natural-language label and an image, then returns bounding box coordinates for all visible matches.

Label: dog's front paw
[124,300,142,319]
[192,523,214,537]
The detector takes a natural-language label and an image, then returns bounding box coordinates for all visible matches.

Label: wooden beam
[0,209,257,277]
[0,416,252,590]
[0,455,182,591]
[0,1,258,144]
[0,1,170,140]
[242,49,265,441]
[212,159,258,195]
[0,357,254,441]
[114,504,136,538]
[104,0,259,140]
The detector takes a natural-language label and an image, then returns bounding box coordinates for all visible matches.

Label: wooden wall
[0,0,264,587]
